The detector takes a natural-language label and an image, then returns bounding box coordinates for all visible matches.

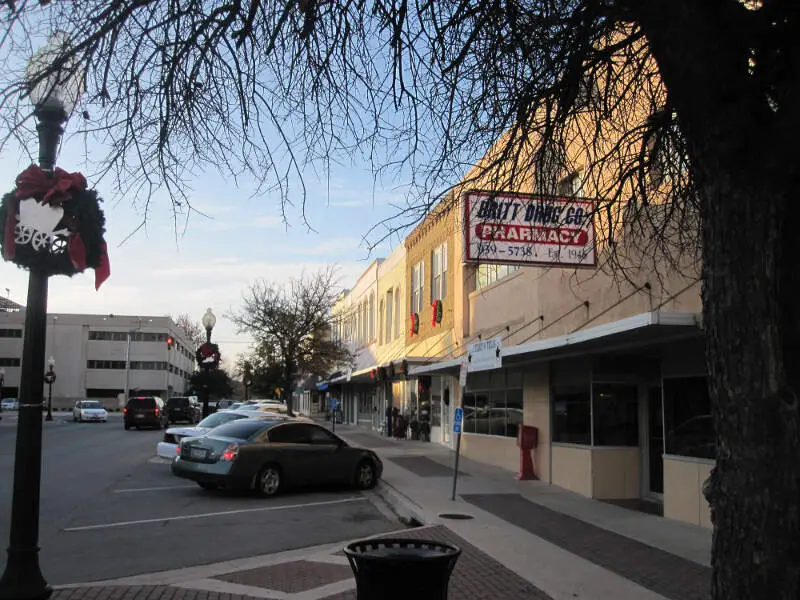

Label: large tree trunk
[701,170,800,599]
[633,4,800,596]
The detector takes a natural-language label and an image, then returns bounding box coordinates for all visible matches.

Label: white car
[156,409,284,459]
[1,398,19,411]
[73,400,108,422]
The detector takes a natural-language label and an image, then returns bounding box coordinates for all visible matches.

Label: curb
[374,479,428,527]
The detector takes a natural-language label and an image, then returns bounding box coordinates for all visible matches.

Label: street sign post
[451,407,464,501]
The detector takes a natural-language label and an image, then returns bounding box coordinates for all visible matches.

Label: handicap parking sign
[453,407,463,433]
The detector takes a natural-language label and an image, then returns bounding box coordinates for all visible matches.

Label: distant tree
[174,313,204,349]
[228,267,353,415]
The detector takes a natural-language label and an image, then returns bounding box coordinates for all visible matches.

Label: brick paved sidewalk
[53,525,547,600]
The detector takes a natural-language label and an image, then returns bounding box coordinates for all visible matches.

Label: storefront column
[523,364,551,483]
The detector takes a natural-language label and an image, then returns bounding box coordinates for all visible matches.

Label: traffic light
[167,336,174,349]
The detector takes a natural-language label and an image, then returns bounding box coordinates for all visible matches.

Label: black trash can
[344,537,461,600]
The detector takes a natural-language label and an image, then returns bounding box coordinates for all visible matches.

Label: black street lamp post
[200,308,217,418]
[0,368,5,420]
[44,358,55,422]
[0,35,84,600]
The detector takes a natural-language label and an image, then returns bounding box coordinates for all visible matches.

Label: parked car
[124,396,168,430]
[166,396,200,424]
[72,400,108,423]
[171,419,382,496]
[1,398,19,411]
[156,409,276,459]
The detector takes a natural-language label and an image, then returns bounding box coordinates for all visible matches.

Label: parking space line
[114,484,196,493]
[63,496,367,532]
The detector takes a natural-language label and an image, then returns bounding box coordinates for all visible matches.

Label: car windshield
[82,401,103,409]
[237,405,260,411]
[206,419,271,440]
[196,412,247,428]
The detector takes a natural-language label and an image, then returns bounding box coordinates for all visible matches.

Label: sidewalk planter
[344,537,461,600]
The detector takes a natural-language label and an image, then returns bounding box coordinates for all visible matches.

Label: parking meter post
[451,431,462,501]
[451,406,464,501]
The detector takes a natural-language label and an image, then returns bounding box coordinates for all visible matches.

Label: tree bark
[632,3,800,597]
[700,168,800,600]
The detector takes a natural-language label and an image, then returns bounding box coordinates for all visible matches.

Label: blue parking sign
[453,407,463,433]
[330,398,338,411]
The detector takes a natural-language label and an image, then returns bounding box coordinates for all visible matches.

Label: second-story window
[411,261,424,315]
[385,290,394,341]
[431,242,448,302]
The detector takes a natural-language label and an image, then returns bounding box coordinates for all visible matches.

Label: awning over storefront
[409,311,702,376]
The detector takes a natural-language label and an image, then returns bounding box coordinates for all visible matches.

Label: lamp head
[201,307,216,331]
[47,356,55,369]
[25,31,85,118]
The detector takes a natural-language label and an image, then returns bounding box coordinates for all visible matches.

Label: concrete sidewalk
[53,519,546,599]
[336,425,711,600]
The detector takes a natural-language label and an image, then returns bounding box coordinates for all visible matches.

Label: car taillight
[123,407,127,414]
[154,408,160,416]
[221,444,239,462]
[176,445,181,455]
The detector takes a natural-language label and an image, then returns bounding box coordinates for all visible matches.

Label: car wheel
[73,414,77,422]
[124,423,131,430]
[198,482,218,491]
[355,460,377,490]
[256,464,282,497]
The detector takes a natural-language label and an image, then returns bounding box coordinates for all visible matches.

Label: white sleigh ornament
[14,197,71,253]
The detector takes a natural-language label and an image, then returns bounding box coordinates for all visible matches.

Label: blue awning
[317,382,329,391]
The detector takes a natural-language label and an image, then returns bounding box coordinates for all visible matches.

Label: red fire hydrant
[516,425,539,481]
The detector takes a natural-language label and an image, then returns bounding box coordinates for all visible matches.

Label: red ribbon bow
[2,164,110,290]
[15,164,87,205]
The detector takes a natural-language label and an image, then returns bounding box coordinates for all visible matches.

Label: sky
[0,121,416,371]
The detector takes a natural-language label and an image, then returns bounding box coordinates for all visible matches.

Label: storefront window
[552,387,590,444]
[462,369,522,438]
[592,383,639,446]
[664,376,714,459]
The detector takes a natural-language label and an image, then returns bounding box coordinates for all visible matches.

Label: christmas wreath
[196,342,221,369]
[0,164,110,289]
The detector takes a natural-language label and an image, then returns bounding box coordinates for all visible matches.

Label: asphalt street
[0,411,399,585]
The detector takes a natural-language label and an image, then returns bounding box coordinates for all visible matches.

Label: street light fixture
[44,358,55,422]
[0,368,5,420]
[0,33,85,600]
[201,307,216,343]
[199,308,217,418]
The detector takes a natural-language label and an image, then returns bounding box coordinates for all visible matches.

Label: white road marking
[114,484,196,493]
[63,496,367,532]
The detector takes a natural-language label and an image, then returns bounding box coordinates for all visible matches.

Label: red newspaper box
[516,425,539,480]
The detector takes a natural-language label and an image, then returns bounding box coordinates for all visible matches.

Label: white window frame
[411,261,424,314]
[394,288,401,339]
[430,242,448,302]
[386,290,394,342]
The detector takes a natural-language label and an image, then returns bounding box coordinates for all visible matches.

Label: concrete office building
[0,308,194,409]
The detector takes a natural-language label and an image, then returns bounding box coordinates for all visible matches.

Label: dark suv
[124,396,168,430]
[166,396,199,424]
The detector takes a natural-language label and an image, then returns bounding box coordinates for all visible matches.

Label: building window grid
[475,264,520,290]
[0,328,22,338]
[385,290,394,341]
[394,288,401,339]
[430,242,448,302]
[411,262,424,315]
[0,357,21,367]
